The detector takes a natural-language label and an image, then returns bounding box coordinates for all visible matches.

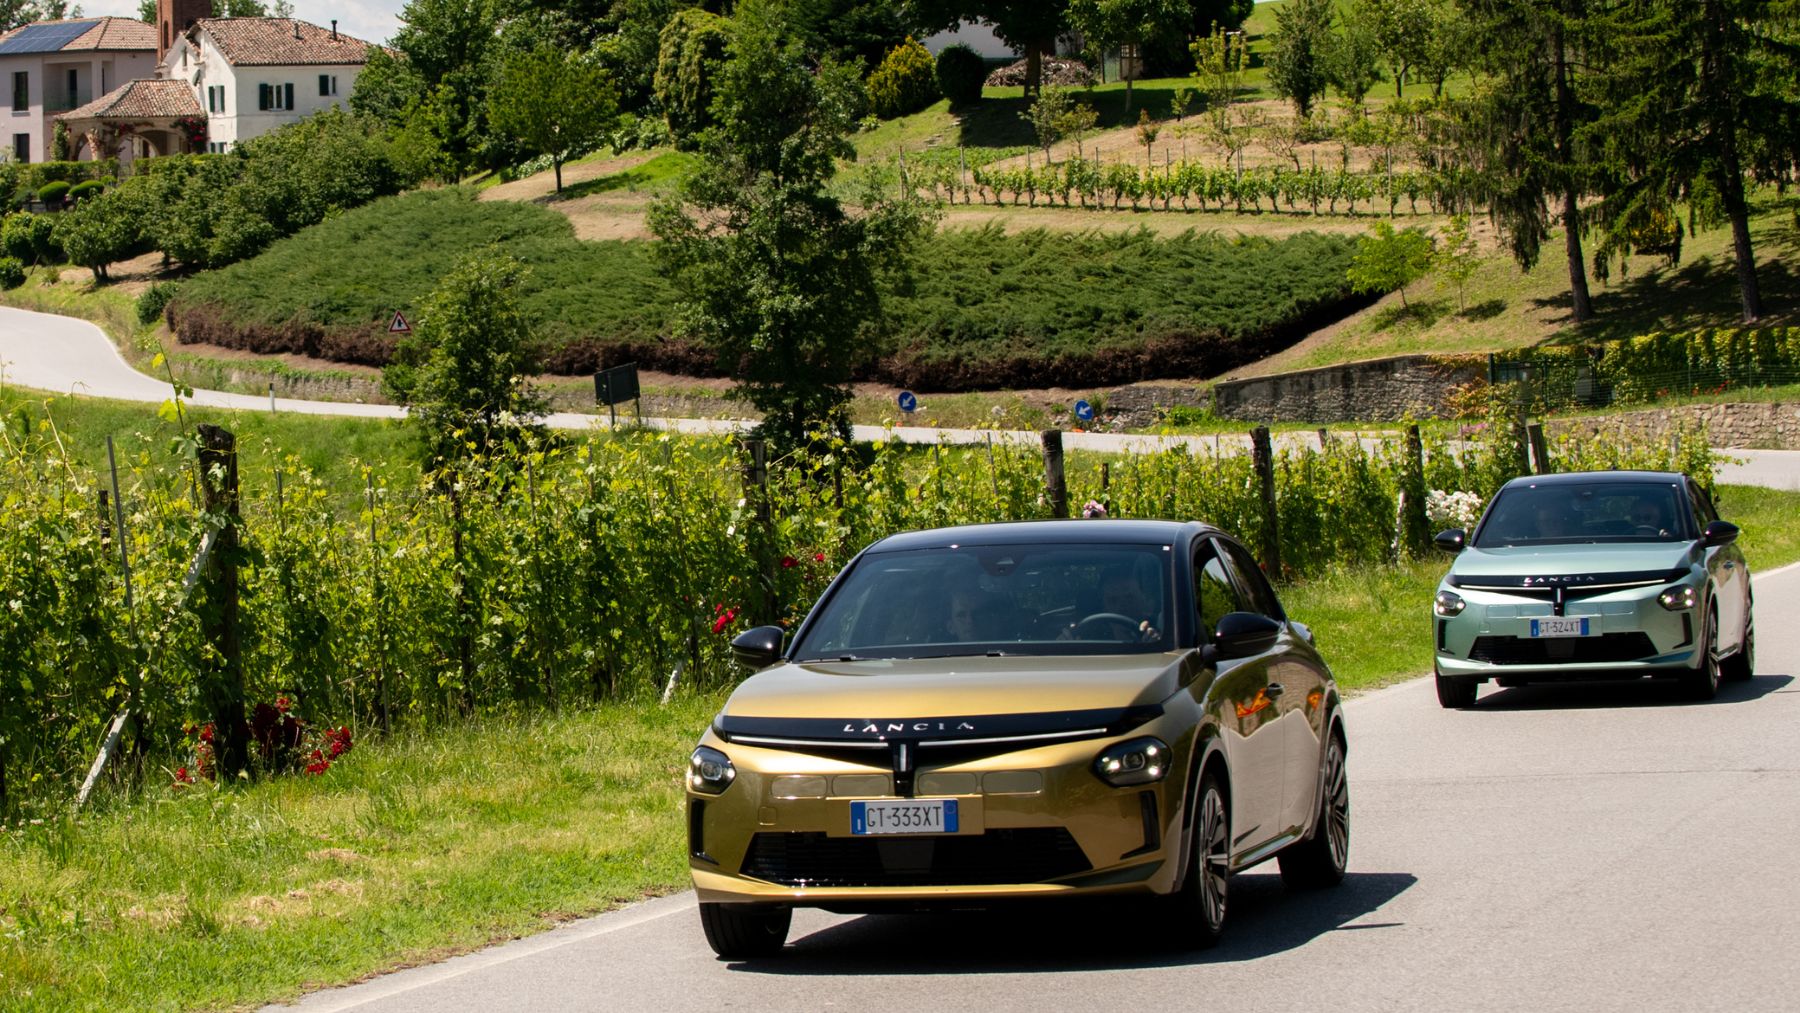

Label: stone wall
[1209,355,1483,423]
[1547,402,1800,450]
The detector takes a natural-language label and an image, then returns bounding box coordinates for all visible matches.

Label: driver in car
[1095,570,1163,641]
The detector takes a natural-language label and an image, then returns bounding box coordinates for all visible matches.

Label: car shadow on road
[1476,673,1793,711]
[729,870,1417,974]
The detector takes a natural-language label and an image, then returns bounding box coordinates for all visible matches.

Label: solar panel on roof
[0,20,100,55]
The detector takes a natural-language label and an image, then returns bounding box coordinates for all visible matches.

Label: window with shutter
[284,83,294,109]
[259,83,271,110]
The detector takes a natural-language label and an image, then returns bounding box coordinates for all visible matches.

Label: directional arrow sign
[388,311,411,334]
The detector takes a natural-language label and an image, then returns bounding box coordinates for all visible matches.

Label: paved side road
[7,306,1800,482]
[275,562,1800,1013]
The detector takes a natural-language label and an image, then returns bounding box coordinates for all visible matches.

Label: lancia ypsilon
[686,520,1349,958]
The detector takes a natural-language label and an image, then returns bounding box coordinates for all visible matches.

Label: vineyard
[0,398,1716,811]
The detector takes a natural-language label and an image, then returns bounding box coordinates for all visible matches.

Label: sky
[79,1,406,47]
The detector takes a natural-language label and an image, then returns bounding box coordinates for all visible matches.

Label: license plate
[1528,617,1593,638]
[850,798,958,836]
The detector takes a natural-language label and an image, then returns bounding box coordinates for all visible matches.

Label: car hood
[720,654,1184,721]
[1448,542,1699,581]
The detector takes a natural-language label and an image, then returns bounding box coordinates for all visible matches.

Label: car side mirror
[1434,529,1466,553]
[1702,520,1739,547]
[730,625,784,669]
[1212,611,1282,660]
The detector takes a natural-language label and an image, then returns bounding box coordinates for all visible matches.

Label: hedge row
[169,190,1369,391]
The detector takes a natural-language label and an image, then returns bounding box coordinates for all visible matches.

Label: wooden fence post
[1251,425,1282,576]
[1401,424,1431,556]
[1041,430,1068,518]
[196,423,248,778]
[742,438,778,625]
[1527,422,1551,475]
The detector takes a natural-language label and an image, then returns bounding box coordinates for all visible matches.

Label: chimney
[293,21,301,39]
[331,20,338,41]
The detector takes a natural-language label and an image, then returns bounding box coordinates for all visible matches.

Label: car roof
[867,519,1217,553]
[1499,470,1687,490]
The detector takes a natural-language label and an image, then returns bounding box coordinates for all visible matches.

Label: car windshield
[1473,481,1690,548]
[793,542,1175,661]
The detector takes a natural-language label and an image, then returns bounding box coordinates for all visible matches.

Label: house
[0,17,157,163]
[58,0,372,167]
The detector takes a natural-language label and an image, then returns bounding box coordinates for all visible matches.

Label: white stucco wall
[164,31,360,151]
[921,20,1016,60]
[2,48,157,162]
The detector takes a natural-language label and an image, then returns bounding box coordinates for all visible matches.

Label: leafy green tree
[1190,27,1248,135]
[1412,0,1472,98]
[1027,86,1096,158]
[790,0,913,69]
[53,190,143,283]
[382,251,548,464]
[866,37,940,119]
[650,0,929,454]
[1348,221,1434,308]
[935,42,988,105]
[488,47,619,193]
[1583,0,1800,322]
[1366,0,1430,97]
[1067,0,1189,109]
[382,0,502,176]
[1327,0,1386,107]
[592,0,686,109]
[1434,213,1482,310]
[1267,0,1335,116]
[1464,0,1598,322]
[1189,0,1255,35]
[654,8,732,147]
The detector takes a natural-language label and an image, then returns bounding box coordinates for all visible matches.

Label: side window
[1217,539,1284,619]
[1194,541,1245,636]
[1689,481,1719,526]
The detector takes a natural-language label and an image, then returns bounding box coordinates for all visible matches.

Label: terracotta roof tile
[195,18,373,67]
[60,79,202,121]
[68,16,156,51]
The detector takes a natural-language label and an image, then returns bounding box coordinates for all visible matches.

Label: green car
[1431,470,1754,708]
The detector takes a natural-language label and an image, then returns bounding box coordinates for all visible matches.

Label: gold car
[687,520,1349,957]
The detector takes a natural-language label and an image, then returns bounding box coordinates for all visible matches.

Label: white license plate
[1527,617,1594,638]
[850,798,959,836]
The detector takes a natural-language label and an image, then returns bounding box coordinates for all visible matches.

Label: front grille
[740,828,1091,887]
[1468,633,1659,665]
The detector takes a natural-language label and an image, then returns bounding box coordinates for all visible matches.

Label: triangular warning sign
[388,311,411,334]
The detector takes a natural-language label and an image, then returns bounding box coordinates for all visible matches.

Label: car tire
[1166,771,1230,949]
[1721,613,1755,682]
[698,902,791,959]
[1435,671,1477,709]
[1682,607,1721,701]
[1278,731,1349,890]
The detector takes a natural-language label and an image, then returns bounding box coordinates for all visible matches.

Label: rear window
[1473,481,1691,548]
[793,542,1175,661]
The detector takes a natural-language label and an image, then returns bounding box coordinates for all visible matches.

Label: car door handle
[1265,683,1285,698]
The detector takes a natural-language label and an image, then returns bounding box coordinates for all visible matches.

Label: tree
[1327,0,1386,108]
[53,189,142,282]
[1434,213,1482,310]
[649,0,928,454]
[654,8,732,147]
[489,46,619,193]
[382,252,548,464]
[1135,108,1161,166]
[905,1,1069,96]
[1067,0,1189,110]
[1348,221,1434,308]
[1412,0,1473,98]
[1583,0,1800,322]
[1465,0,1598,322]
[1190,27,1248,135]
[1367,0,1430,97]
[381,0,502,176]
[1267,0,1335,117]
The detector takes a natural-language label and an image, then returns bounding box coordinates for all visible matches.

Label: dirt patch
[477,151,662,204]
[56,251,180,297]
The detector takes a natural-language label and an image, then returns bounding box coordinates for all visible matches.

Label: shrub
[37,181,71,205]
[867,37,939,119]
[68,180,105,202]
[654,8,732,147]
[53,189,145,281]
[0,255,23,289]
[935,44,987,106]
[1,211,60,263]
[138,281,181,324]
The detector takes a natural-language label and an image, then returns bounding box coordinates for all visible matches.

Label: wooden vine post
[1400,424,1432,557]
[1527,422,1552,474]
[196,424,248,778]
[1250,425,1282,576]
[741,438,778,626]
[1041,430,1068,518]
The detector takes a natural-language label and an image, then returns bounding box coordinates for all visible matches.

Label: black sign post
[594,362,642,427]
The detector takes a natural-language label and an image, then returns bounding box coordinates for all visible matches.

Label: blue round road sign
[1074,399,1095,421]
[897,391,918,413]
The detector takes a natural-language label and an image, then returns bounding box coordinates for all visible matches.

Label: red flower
[199,723,215,743]
[174,766,193,785]
[306,758,330,775]
[711,607,737,634]
[781,555,798,569]
[275,695,292,714]
[813,552,825,562]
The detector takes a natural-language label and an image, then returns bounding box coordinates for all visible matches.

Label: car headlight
[1094,737,1170,787]
[1434,590,1466,617]
[688,746,736,794]
[1658,585,1698,611]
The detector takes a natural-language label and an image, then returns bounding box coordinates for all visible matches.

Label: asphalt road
[8,306,1800,481]
[275,561,1800,1013]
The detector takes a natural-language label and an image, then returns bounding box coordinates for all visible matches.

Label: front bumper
[1433,580,1703,681]
[686,723,1192,907]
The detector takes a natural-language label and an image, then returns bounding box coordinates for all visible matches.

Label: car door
[1689,480,1746,652]
[1194,538,1285,858]
[1215,537,1324,836]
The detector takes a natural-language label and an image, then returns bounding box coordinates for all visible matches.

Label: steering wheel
[1072,612,1141,641]
[1633,524,1663,537]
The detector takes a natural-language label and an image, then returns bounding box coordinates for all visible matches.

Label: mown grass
[0,693,721,1011]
